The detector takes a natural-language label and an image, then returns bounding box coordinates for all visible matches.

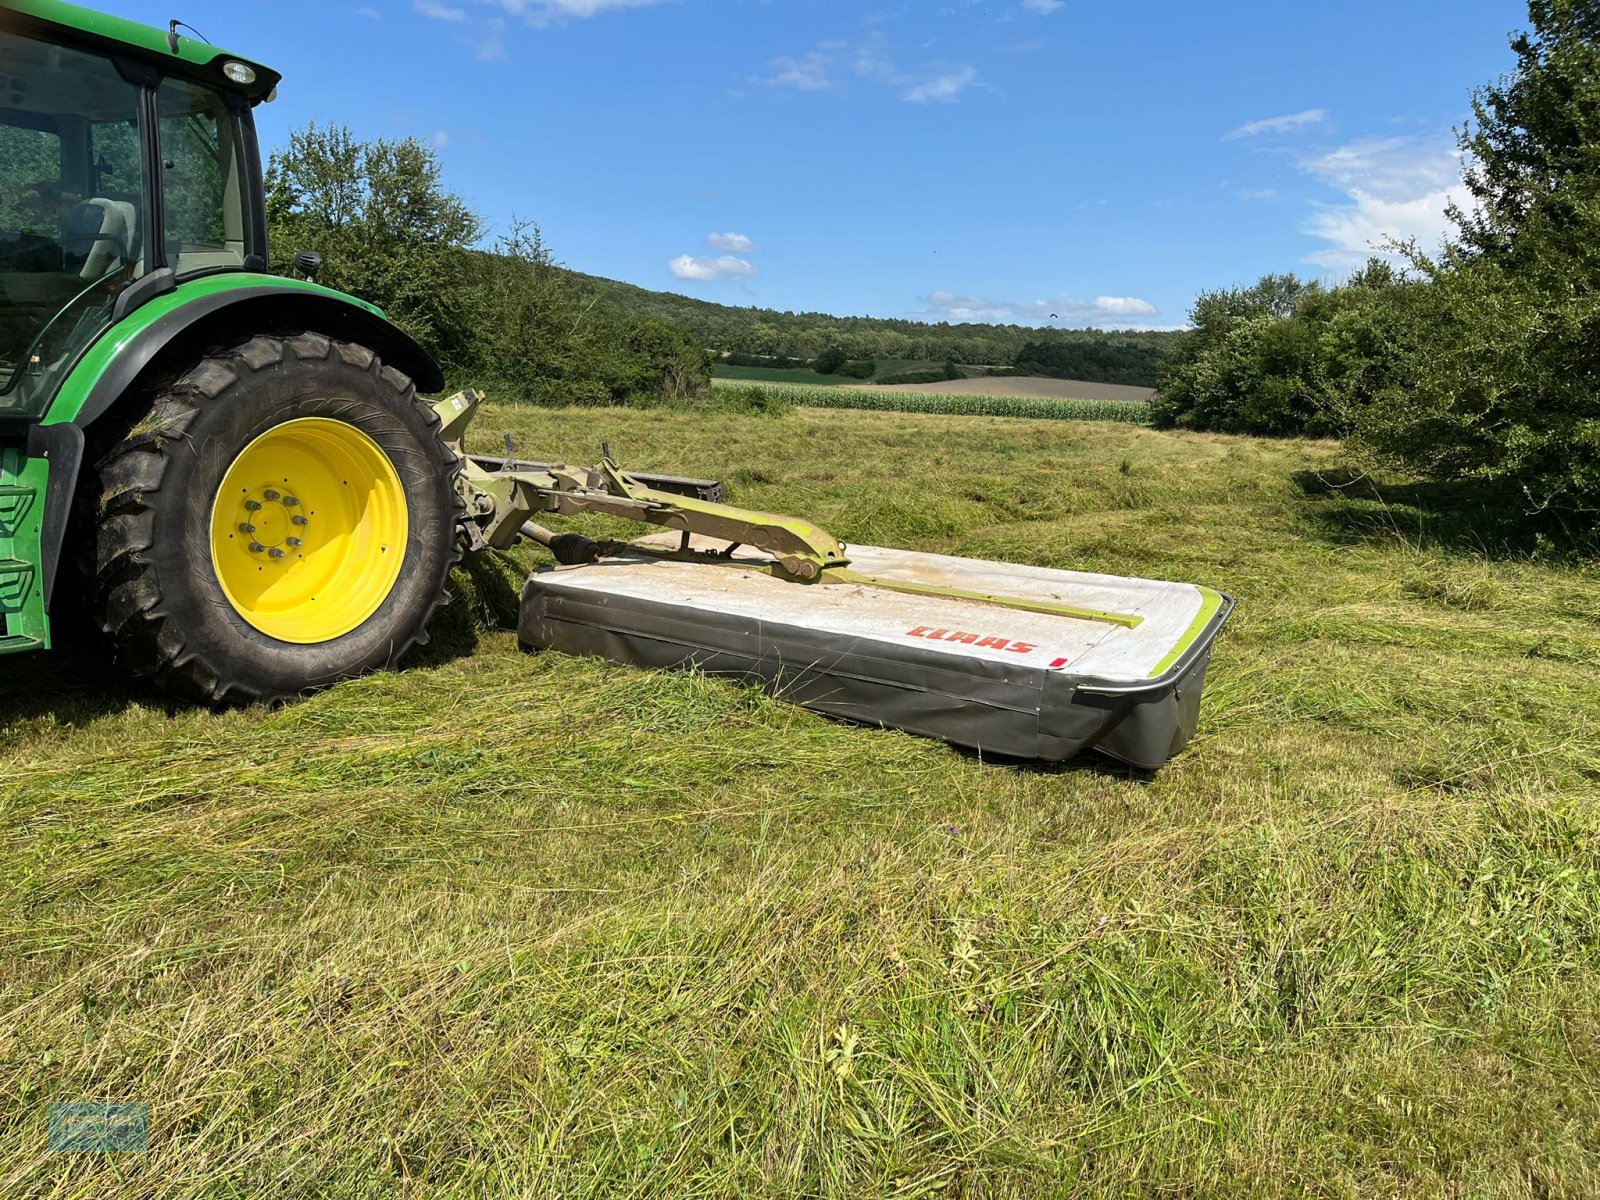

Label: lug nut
[292,515,309,526]
[283,496,299,507]
[248,541,265,553]
[264,489,280,501]
[268,548,285,559]
[239,522,256,534]
[286,536,303,548]
[245,500,262,511]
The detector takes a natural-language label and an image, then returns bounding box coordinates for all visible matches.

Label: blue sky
[112,0,1526,329]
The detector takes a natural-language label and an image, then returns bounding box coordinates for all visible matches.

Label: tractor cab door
[0,27,151,419]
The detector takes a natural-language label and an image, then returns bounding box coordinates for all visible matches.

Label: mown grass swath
[712,378,1152,423]
[5,402,1599,1196]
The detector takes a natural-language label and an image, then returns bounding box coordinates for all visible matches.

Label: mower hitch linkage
[435,390,1141,628]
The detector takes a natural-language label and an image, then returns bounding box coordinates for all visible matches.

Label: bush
[1344,232,1600,513]
[1150,268,1406,438]
[836,359,876,379]
[812,346,848,375]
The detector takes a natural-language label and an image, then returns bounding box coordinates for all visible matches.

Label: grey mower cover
[517,540,1232,769]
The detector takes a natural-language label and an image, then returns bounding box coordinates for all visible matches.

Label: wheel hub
[238,487,307,559]
[209,417,409,644]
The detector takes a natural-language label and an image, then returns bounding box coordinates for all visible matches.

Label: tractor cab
[0,1,274,418]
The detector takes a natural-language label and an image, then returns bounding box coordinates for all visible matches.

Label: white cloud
[433,130,451,148]
[669,254,757,282]
[415,0,466,20]
[1300,135,1460,203]
[1296,134,1467,270]
[491,0,667,22]
[760,51,834,91]
[922,291,1161,328]
[1223,108,1328,141]
[757,37,979,105]
[904,66,977,104]
[1092,296,1157,316]
[707,232,756,253]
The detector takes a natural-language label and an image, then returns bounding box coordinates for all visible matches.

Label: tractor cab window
[0,30,149,414]
[157,78,249,276]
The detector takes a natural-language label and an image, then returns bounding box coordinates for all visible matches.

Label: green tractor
[0,0,470,702]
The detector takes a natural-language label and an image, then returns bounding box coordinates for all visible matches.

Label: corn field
[710,379,1152,423]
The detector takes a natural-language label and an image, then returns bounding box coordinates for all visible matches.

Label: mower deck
[518,536,1232,769]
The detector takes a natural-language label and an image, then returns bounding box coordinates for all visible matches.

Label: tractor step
[0,557,36,613]
[0,633,44,656]
[0,486,38,536]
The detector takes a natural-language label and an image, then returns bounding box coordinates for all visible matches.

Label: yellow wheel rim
[209,417,408,644]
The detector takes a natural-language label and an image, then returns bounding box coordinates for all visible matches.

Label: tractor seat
[61,198,138,281]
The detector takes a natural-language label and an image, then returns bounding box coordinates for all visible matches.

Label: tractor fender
[59,282,445,432]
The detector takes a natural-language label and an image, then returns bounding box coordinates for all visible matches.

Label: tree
[1341,1,1600,515]
[265,122,481,364]
[1452,0,1600,260]
[812,345,848,375]
[1150,275,1325,434]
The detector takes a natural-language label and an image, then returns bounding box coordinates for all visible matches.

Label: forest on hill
[565,271,1181,385]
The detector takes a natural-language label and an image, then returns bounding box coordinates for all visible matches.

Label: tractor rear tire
[91,332,462,704]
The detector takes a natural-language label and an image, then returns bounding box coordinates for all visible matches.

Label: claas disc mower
[0,0,1231,768]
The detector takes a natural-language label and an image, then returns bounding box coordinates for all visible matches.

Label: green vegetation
[1153,1,1600,526]
[263,126,1176,401]
[7,402,1600,1195]
[1151,266,1399,439]
[1014,336,1171,387]
[714,359,965,387]
[875,359,963,386]
[266,124,711,408]
[571,271,1183,384]
[711,378,1151,423]
[712,364,857,386]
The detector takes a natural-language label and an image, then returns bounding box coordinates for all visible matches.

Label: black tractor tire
[90,332,462,705]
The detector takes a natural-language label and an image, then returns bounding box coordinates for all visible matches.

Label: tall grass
[3,404,1598,1196]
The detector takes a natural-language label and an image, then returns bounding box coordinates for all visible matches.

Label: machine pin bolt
[282,496,299,507]
[286,536,303,548]
[248,541,265,553]
[264,489,281,501]
[292,515,309,526]
[245,500,262,511]
[239,523,256,534]
[268,547,285,559]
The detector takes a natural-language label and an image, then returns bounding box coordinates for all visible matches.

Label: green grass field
[712,361,953,387]
[5,402,1599,1196]
[712,364,858,386]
